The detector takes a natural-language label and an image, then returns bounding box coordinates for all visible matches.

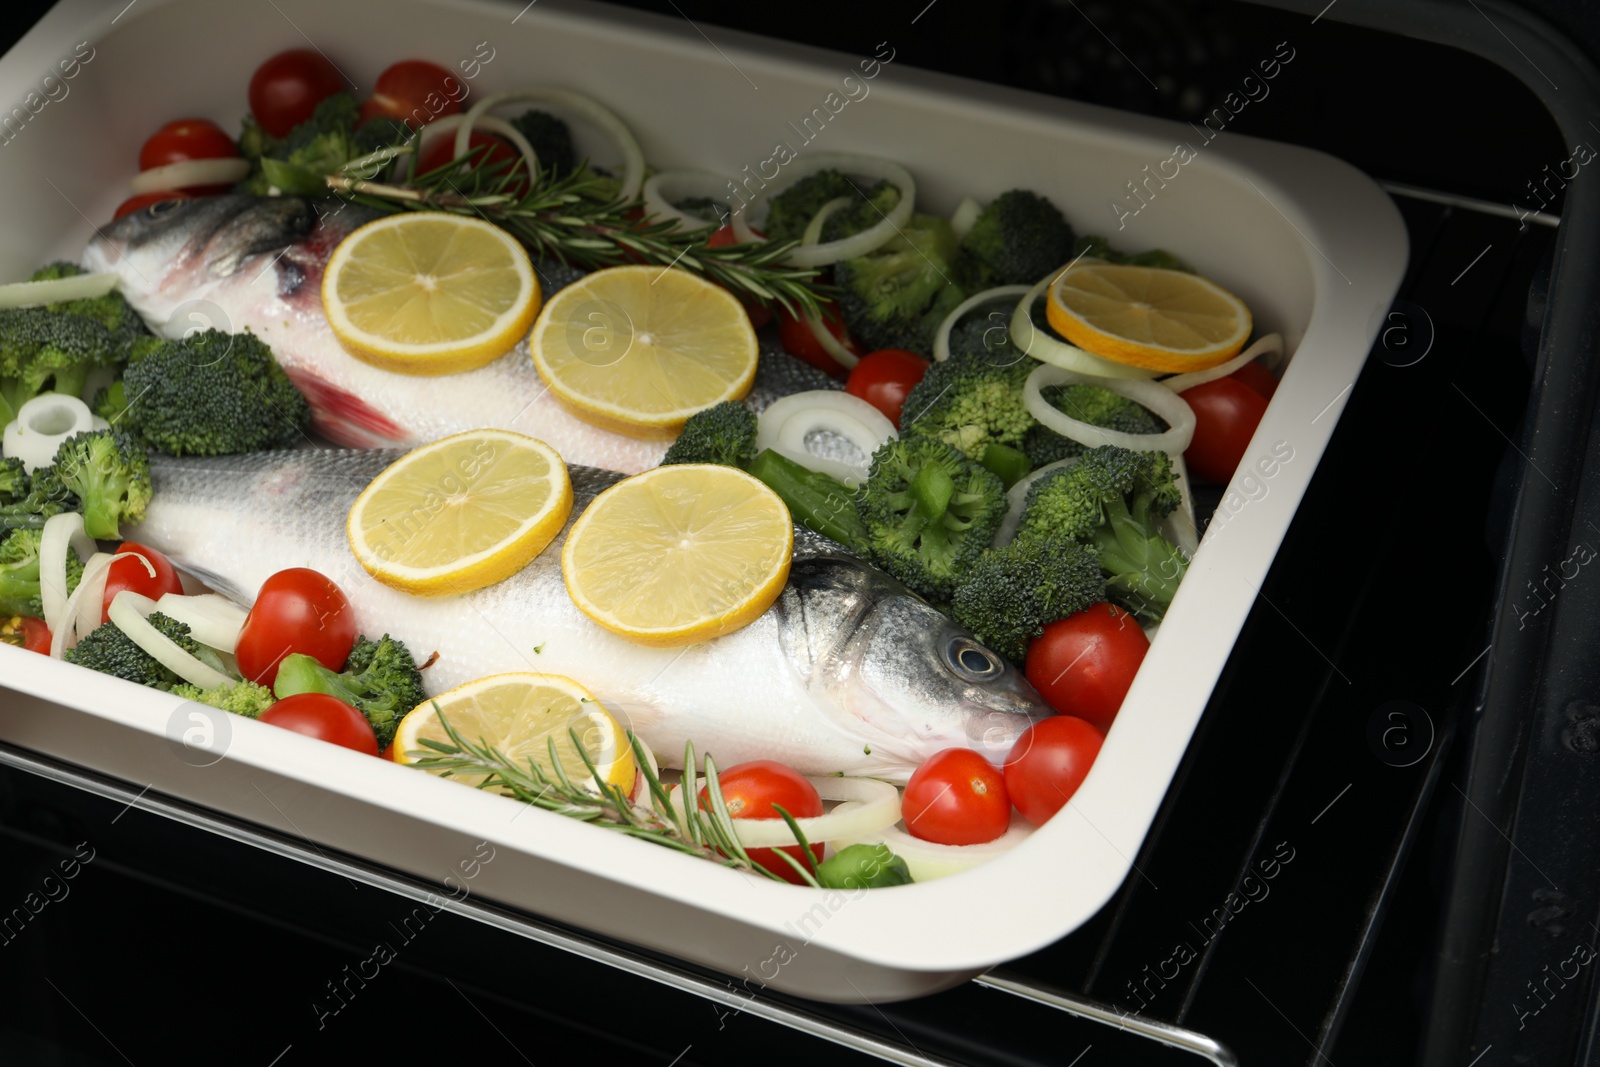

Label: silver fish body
[82,196,835,472]
[132,449,1053,780]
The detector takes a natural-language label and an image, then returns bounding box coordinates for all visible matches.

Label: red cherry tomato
[1003,716,1103,826]
[235,568,357,686]
[704,226,773,328]
[1229,360,1278,399]
[138,118,237,174]
[700,759,824,883]
[1180,377,1269,484]
[846,349,930,428]
[1024,602,1148,733]
[261,693,378,756]
[777,301,861,380]
[902,748,1011,846]
[249,49,345,138]
[358,60,463,129]
[102,542,185,624]
[114,190,193,220]
[416,131,529,196]
[2,615,51,654]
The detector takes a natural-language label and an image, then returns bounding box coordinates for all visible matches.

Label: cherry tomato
[902,748,1011,846]
[846,349,930,428]
[235,568,357,686]
[113,190,192,220]
[102,542,185,624]
[1230,360,1278,400]
[1180,377,1269,484]
[2,615,51,654]
[416,131,529,195]
[777,301,861,380]
[249,49,345,138]
[1024,602,1148,733]
[138,118,237,174]
[704,226,773,328]
[1003,716,1103,826]
[261,693,379,756]
[700,759,823,883]
[358,60,463,129]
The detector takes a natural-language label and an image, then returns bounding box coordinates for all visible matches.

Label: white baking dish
[0,0,1405,1001]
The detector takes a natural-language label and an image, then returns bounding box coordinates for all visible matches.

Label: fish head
[781,555,1055,777]
[82,195,318,333]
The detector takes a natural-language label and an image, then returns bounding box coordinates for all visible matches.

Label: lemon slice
[348,429,572,596]
[530,264,758,437]
[323,212,541,375]
[394,672,636,796]
[1045,262,1252,373]
[562,464,792,646]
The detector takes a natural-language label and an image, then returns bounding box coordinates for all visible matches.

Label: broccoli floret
[762,170,858,244]
[171,680,277,718]
[119,329,310,456]
[91,380,129,424]
[899,348,1035,459]
[958,190,1076,288]
[48,429,151,540]
[0,457,25,505]
[834,213,966,356]
[1016,445,1186,622]
[352,116,411,157]
[66,612,198,691]
[248,94,408,196]
[820,180,901,242]
[0,308,117,425]
[236,115,278,163]
[509,110,577,177]
[1071,235,1193,273]
[0,528,83,618]
[0,464,79,532]
[951,535,1105,663]
[272,634,427,748]
[1022,384,1165,467]
[856,436,1006,602]
[31,262,150,357]
[662,402,759,467]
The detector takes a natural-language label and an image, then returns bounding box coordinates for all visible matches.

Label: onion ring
[1160,333,1285,395]
[933,284,1032,363]
[642,169,731,229]
[836,820,1034,882]
[730,152,914,268]
[1024,364,1197,455]
[455,88,645,199]
[107,591,233,690]
[1010,272,1160,380]
[155,592,249,653]
[128,158,250,195]
[756,390,896,486]
[39,512,96,634]
[671,775,901,847]
[0,272,118,309]
[413,114,539,184]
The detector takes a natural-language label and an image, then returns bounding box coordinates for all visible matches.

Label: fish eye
[946,636,1001,682]
[146,199,186,218]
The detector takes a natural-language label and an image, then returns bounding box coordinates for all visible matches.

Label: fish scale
[132,448,1052,780]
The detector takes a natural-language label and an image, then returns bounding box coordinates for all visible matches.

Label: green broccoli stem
[746,449,869,554]
[1091,494,1188,621]
[272,652,362,706]
[978,443,1031,489]
[911,462,955,522]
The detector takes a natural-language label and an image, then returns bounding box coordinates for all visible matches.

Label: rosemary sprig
[409,705,820,885]
[326,155,824,317]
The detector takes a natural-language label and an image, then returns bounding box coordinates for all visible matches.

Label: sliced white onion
[671,775,901,847]
[3,393,95,472]
[756,390,896,487]
[1010,273,1160,380]
[456,88,645,199]
[1160,333,1285,395]
[950,196,983,240]
[0,271,118,308]
[836,819,1034,882]
[414,114,539,185]
[51,550,110,659]
[1024,364,1197,455]
[933,284,1032,363]
[155,592,248,653]
[797,198,863,371]
[107,591,233,690]
[731,152,914,268]
[641,169,731,229]
[1166,452,1200,559]
[128,158,250,195]
[38,513,95,634]
[993,457,1080,548]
